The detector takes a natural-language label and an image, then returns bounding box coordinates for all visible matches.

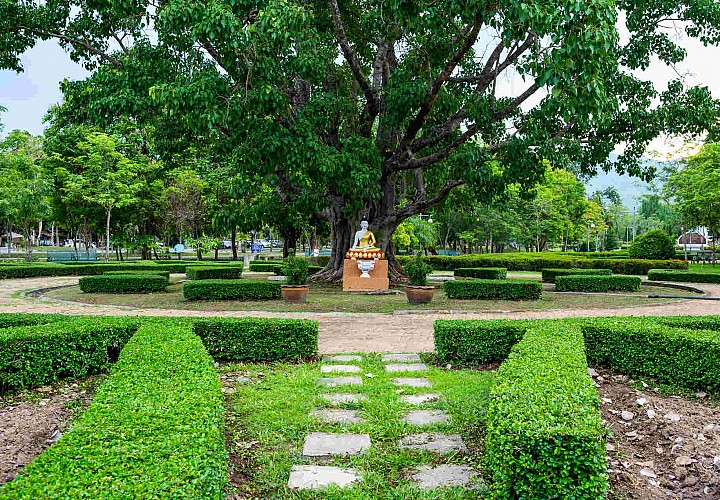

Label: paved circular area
[1,276,718,353]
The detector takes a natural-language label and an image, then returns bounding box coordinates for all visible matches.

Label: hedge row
[183,279,281,301]
[583,318,720,392]
[103,270,171,278]
[0,322,227,499]
[485,324,607,498]
[186,265,244,280]
[541,268,612,283]
[443,279,542,300]
[248,262,280,272]
[0,312,70,329]
[193,318,318,361]
[434,319,528,365]
[0,317,140,393]
[0,260,247,279]
[555,275,642,292]
[647,269,720,284]
[453,267,507,279]
[396,253,687,274]
[79,275,169,293]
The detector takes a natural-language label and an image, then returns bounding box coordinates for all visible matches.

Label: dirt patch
[593,368,720,499]
[0,376,104,485]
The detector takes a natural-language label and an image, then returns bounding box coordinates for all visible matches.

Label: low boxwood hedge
[183,279,281,301]
[453,267,507,279]
[193,318,318,361]
[0,322,227,498]
[185,265,243,280]
[78,274,169,293]
[647,269,720,284]
[0,312,70,330]
[103,270,171,278]
[485,324,607,498]
[0,317,140,394]
[541,268,612,283]
[434,319,528,365]
[443,279,542,300]
[555,275,641,292]
[583,318,720,392]
[248,261,282,272]
[573,258,687,275]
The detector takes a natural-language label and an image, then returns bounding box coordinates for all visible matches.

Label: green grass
[222,356,493,498]
[42,276,684,313]
[688,263,720,273]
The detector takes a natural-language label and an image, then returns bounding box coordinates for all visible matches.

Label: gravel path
[1,276,718,353]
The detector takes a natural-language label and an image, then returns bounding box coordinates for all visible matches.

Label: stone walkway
[1,276,718,353]
[288,353,481,491]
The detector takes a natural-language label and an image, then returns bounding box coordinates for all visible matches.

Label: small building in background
[677,227,713,251]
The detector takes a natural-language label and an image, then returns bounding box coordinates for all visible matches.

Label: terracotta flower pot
[405,285,435,304]
[281,285,310,304]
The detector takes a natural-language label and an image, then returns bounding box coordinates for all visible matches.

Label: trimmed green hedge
[647,269,720,284]
[443,279,542,300]
[583,318,720,392]
[541,268,612,283]
[485,324,607,498]
[434,319,527,365]
[0,322,227,499]
[573,258,687,275]
[555,275,641,292]
[0,318,140,394]
[453,267,507,279]
[183,279,281,301]
[103,270,171,278]
[79,274,169,293]
[248,261,281,272]
[0,312,70,330]
[186,265,243,280]
[193,318,318,361]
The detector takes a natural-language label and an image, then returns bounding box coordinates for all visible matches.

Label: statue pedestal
[343,259,389,292]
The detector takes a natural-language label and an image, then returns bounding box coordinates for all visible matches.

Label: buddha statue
[351,220,381,252]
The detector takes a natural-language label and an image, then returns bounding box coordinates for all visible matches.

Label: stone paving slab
[321,364,362,373]
[288,465,361,490]
[382,353,422,363]
[385,363,428,373]
[397,433,467,453]
[400,393,440,405]
[404,410,450,426]
[323,393,368,405]
[318,377,363,387]
[311,409,366,424]
[324,355,363,363]
[411,464,483,490]
[392,377,432,387]
[303,432,371,458]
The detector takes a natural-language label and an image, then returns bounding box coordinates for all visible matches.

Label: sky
[1,17,719,161]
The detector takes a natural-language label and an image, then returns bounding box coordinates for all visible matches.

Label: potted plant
[280,250,310,304]
[403,253,434,304]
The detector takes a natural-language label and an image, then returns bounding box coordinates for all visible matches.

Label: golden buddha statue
[351,220,381,252]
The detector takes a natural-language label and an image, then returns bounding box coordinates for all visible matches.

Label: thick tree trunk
[282,227,300,259]
[231,227,238,261]
[105,209,111,262]
[313,209,352,282]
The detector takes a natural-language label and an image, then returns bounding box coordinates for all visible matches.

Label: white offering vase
[357,259,375,278]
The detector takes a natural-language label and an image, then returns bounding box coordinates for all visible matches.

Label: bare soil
[594,368,720,499]
[0,376,104,485]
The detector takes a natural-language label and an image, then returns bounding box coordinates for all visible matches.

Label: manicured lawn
[42,275,685,313]
[221,356,493,498]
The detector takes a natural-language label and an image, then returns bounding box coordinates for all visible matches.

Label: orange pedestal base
[343,259,390,292]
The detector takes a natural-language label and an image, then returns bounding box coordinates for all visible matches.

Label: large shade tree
[2,0,719,278]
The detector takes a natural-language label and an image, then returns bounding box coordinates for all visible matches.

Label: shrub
[485,324,607,499]
[0,322,227,498]
[453,267,507,279]
[443,279,541,300]
[628,229,676,260]
[541,268,612,283]
[0,312,70,330]
[193,318,318,361]
[249,262,281,272]
[555,275,642,292]
[183,279,281,301]
[185,265,243,280]
[78,275,169,293]
[103,270,171,278]
[582,318,720,392]
[576,258,687,275]
[281,252,309,285]
[0,318,140,394]
[434,319,527,365]
[647,269,720,284]
[404,253,434,286]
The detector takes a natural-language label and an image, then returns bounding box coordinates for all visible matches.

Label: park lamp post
[418,213,433,223]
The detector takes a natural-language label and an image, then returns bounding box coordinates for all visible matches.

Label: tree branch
[395,179,465,219]
[491,82,541,121]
